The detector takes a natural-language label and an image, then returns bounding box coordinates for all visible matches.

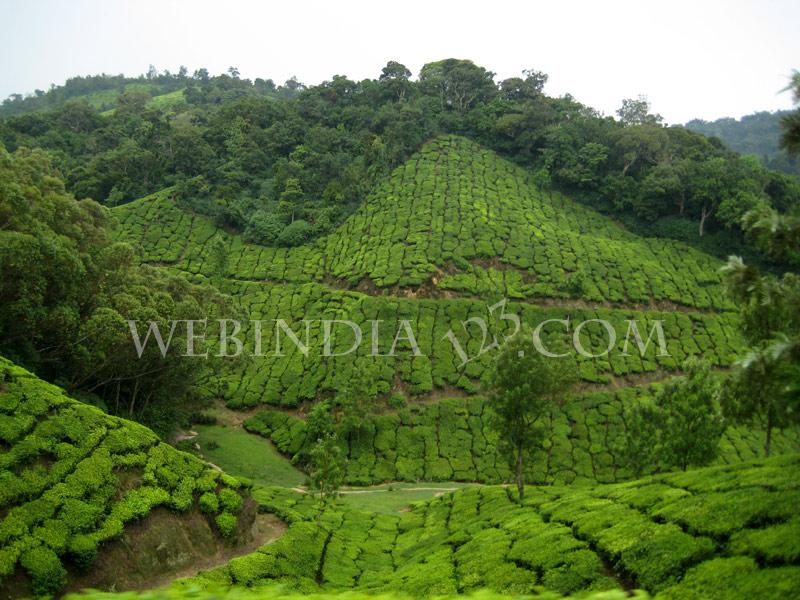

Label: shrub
[388,394,407,409]
[215,512,238,538]
[20,546,67,597]
[245,211,285,246]
[66,534,98,572]
[219,488,243,513]
[199,491,220,515]
[277,220,313,247]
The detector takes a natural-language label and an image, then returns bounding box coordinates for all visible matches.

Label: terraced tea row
[183,454,800,599]
[212,281,742,408]
[114,137,734,310]
[70,583,645,600]
[0,358,250,597]
[244,393,799,486]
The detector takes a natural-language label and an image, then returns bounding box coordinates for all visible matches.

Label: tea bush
[178,455,800,599]
[202,280,742,409]
[244,392,799,486]
[0,357,248,595]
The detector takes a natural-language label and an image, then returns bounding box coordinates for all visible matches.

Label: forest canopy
[2,59,798,262]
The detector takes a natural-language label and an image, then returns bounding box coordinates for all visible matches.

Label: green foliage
[215,512,238,539]
[309,434,346,507]
[485,334,578,498]
[219,488,243,514]
[619,359,725,473]
[66,534,97,572]
[246,390,798,487]
[720,210,800,457]
[174,455,800,598]
[0,358,248,594]
[199,492,220,515]
[20,545,67,597]
[0,146,230,436]
[686,110,800,178]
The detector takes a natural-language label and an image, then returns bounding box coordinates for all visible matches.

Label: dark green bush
[20,546,67,596]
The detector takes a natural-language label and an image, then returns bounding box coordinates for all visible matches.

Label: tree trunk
[516,444,524,501]
[765,410,773,457]
[698,204,712,237]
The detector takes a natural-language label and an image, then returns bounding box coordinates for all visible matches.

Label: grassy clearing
[192,424,306,489]
[337,482,473,514]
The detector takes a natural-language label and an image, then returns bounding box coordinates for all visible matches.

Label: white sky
[0,0,797,124]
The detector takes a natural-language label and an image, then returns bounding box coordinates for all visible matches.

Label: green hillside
[3,57,799,600]
[685,111,800,178]
[112,136,746,411]
[115,136,733,309]
[106,134,800,489]
[0,80,186,118]
[68,585,645,600]
[244,393,799,485]
[147,454,798,599]
[0,358,253,597]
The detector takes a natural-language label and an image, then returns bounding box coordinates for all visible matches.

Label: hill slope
[116,136,732,309]
[243,393,799,486]
[162,454,800,599]
[686,111,800,177]
[0,357,262,597]
[112,136,746,413]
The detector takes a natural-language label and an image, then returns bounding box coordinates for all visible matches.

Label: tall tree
[419,59,497,114]
[379,61,412,101]
[620,359,725,473]
[780,70,800,156]
[720,207,800,455]
[309,433,346,510]
[485,334,577,500]
[616,96,664,126]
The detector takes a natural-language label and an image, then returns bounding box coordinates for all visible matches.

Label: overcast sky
[1,0,797,124]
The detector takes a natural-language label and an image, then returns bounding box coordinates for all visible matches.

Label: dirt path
[337,486,462,495]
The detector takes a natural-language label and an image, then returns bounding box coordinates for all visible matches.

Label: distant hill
[685,111,800,177]
[0,74,185,117]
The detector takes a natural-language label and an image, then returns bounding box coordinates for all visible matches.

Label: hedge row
[210,280,743,408]
[0,357,247,596]
[68,583,648,600]
[243,391,800,486]
[114,136,733,310]
[182,454,800,599]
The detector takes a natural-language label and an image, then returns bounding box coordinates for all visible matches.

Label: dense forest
[2,61,799,259]
[686,110,800,178]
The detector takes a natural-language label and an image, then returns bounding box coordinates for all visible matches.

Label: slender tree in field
[720,198,800,456]
[309,433,346,511]
[485,335,577,500]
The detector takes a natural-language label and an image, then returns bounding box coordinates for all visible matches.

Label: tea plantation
[159,454,799,599]
[110,136,747,412]
[243,393,800,486]
[9,134,792,599]
[114,136,734,310]
[0,358,250,597]
[214,280,742,408]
